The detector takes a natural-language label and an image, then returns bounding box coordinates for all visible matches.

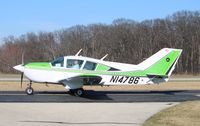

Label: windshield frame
[51,56,64,67]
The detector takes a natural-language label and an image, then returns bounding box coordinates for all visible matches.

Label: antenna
[75,49,82,56]
[101,54,108,60]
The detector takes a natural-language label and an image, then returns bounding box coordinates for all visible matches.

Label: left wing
[59,75,102,89]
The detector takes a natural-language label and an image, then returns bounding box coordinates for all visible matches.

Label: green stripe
[25,62,51,69]
[25,64,146,76]
[95,64,110,71]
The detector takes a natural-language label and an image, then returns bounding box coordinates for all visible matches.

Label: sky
[0,0,200,44]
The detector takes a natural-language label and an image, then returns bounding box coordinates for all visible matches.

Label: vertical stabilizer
[138,48,182,76]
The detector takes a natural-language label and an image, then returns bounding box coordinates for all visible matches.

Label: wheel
[26,87,34,95]
[74,88,84,96]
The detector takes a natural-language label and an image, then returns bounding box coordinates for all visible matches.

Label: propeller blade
[20,72,24,88]
[22,52,24,65]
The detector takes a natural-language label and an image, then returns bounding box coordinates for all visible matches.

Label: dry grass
[0,74,200,91]
[0,81,200,91]
[0,82,65,91]
[0,73,20,78]
[143,101,200,126]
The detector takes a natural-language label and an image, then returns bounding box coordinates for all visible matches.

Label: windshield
[51,57,64,67]
[67,59,83,69]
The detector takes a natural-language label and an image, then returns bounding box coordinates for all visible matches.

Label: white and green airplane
[13,48,182,96]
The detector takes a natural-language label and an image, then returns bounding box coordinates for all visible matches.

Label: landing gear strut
[26,81,34,95]
[70,88,84,96]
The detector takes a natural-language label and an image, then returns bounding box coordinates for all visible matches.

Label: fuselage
[14,55,164,87]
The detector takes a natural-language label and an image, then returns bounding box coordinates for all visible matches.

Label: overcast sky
[0,0,199,43]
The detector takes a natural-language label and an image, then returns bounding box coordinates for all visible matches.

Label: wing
[59,75,103,89]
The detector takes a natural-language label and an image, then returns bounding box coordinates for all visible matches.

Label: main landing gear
[25,81,34,95]
[69,88,84,96]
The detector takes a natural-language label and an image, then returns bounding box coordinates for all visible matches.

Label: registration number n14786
[110,76,140,84]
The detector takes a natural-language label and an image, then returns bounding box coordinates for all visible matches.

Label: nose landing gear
[25,81,34,95]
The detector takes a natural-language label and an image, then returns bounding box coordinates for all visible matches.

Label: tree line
[0,10,199,74]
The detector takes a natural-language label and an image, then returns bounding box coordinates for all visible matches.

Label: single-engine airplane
[13,48,182,96]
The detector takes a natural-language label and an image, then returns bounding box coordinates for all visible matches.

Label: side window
[51,57,64,67]
[83,61,97,70]
[67,59,83,69]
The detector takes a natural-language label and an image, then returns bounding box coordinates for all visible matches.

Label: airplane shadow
[37,90,186,101]
[37,90,185,95]
[0,90,191,102]
[82,90,186,100]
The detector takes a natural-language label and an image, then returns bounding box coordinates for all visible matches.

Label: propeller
[20,52,24,88]
[20,72,24,88]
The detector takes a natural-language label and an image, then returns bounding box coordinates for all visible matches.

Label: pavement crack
[21,120,141,125]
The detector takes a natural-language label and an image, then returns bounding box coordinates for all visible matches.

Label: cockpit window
[83,61,97,70]
[51,57,64,67]
[67,59,83,69]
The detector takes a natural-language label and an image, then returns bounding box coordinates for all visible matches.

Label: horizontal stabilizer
[146,73,168,79]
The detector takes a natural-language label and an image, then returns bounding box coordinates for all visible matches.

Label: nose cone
[13,64,25,72]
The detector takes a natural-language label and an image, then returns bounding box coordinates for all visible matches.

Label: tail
[138,48,182,78]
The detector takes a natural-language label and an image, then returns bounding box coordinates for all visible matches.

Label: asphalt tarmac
[0,102,175,126]
[0,90,200,102]
[1,77,199,126]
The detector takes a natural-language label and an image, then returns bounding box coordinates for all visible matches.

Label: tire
[26,87,34,95]
[74,88,84,97]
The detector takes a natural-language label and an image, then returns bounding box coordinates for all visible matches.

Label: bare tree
[0,10,199,74]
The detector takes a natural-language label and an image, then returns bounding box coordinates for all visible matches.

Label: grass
[142,101,200,126]
[0,74,199,91]
[0,82,65,91]
[0,81,200,91]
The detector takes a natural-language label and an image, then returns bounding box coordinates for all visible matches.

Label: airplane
[13,48,182,96]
